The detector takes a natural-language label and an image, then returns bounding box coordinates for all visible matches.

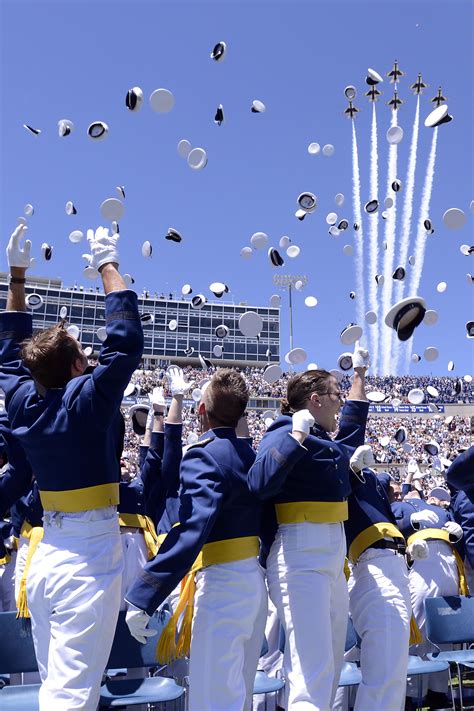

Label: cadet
[446,446,474,592]
[126,369,267,711]
[248,346,370,711]
[393,490,464,708]
[0,224,143,710]
[338,452,412,711]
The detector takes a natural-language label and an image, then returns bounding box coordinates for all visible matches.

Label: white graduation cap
[125,87,144,112]
[149,88,175,113]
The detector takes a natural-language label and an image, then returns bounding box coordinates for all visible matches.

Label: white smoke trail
[351,121,366,331]
[380,111,399,375]
[368,103,380,373]
[405,127,439,370]
[392,96,421,372]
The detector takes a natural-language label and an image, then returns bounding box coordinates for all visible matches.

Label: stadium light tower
[273,274,308,353]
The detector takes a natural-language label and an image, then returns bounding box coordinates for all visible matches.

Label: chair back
[106,608,172,670]
[425,595,474,645]
[0,612,38,673]
[345,617,361,651]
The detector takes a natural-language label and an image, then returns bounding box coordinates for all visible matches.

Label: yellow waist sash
[40,482,119,512]
[407,528,468,596]
[119,513,160,559]
[349,522,405,564]
[157,535,259,664]
[275,500,348,525]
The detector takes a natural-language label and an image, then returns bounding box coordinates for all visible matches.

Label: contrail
[380,111,399,375]
[351,121,366,333]
[405,127,439,370]
[368,103,380,372]
[392,96,421,372]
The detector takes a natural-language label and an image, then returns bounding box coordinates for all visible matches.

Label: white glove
[407,539,429,561]
[443,521,463,541]
[352,343,370,371]
[166,365,193,396]
[82,226,119,272]
[150,386,166,413]
[410,510,440,528]
[6,224,34,269]
[291,409,315,436]
[349,444,375,473]
[125,608,157,645]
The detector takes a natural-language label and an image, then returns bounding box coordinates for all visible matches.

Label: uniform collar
[200,427,237,441]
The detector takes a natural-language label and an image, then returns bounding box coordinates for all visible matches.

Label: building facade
[0,273,280,368]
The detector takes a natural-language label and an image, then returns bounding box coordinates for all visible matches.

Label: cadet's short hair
[281,369,333,414]
[204,369,249,428]
[21,322,82,390]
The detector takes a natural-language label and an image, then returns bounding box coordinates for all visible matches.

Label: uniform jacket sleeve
[0,312,35,411]
[334,400,370,448]
[141,433,165,522]
[126,445,227,615]
[247,431,308,500]
[75,290,144,425]
[446,446,474,493]
[0,417,33,517]
[391,501,416,537]
[162,423,183,492]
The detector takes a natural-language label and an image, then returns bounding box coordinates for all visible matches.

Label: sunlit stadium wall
[0,273,280,368]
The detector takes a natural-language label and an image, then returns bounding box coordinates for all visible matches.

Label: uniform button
[329,447,334,453]
[335,464,338,469]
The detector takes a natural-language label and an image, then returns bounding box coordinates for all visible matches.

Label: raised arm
[446,446,474,493]
[0,225,36,408]
[247,413,312,499]
[79,228,144,422]
[125,446,226,615]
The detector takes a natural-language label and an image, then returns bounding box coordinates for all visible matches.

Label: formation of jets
[344,61,448,119]
[410,73,428,94]
[365,86,381,102]
[387,60,404,83]
[431,87,447,107]
[344,101,360,118]
[387,89,404,110]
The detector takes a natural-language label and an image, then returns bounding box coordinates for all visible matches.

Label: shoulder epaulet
[186,437,214,450]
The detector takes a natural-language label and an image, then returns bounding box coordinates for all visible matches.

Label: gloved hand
[125,607,157,645]
[166,365,193,396]
[410,510,440,528]
[352,342,370,372]
[150,386,166,413]
[82,226,119,272]
[291,409,315,436]
[407,539,429,561]
[443,521,463,541]
[6,224,34,269]
[349,444,375,474]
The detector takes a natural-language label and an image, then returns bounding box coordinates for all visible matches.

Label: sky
[1,0,473,376]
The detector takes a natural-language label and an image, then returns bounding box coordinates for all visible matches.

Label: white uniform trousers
[349,548,411,711]
[120,529,149,611]
[267,521,349,711]
[188,556,268,711]
[408,539,459,697]
[27,507,123,710]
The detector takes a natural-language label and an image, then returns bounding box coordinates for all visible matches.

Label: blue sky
[1,0,473,375]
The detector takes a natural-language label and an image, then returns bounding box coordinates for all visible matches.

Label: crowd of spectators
[124,365,473,404]
[120,389,473,502]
